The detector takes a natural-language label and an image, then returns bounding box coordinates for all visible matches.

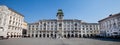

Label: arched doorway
[64,35,66,38]
[17,33,19,37]
[67,34,70,38]
[83,34,86,38]
[54,34,56,38]
[39,34,41,37]
[22,29,27,37]
[47,34,49,38]
[71,34,74,38]
[87,34,89,38]
[51,34,53,38]
[7,32,10,38]
[75,34,78,38]
[28,34,30,37]
[32,34,34,37]
[11,32,13,38]
[14,32,16,38]
[93,34,95,37]
[90,34,93,37]
[79,34,81,38]
[36,34,38,37]
[43,34,45,38]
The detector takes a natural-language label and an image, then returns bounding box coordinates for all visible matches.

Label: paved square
[0,38,120,45]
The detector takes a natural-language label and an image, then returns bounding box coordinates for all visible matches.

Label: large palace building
[27,9,99,38]
[99,13,120,37]
[0,5,25,38]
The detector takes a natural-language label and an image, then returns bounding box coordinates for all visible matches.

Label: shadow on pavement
[88,38,120,42]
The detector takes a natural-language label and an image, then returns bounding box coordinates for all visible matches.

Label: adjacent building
[22,21,28,37]
[27,9,99,38]
[0,5,9,38]
[0,5,24,38]
[99,13,120,37]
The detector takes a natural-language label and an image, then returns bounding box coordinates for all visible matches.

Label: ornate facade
[27,9,99,38]
[22,21,28,37]
[0,5,24,38]
[99,13,120,37]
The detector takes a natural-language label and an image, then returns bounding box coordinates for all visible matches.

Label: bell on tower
[56,9,64,20]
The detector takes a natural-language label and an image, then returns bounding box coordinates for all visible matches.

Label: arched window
[44,23,46,26]
[113,23,116,26]
[59,23,62,27]
[75,23,77,26]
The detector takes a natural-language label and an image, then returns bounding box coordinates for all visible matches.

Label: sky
[0,0,120,23]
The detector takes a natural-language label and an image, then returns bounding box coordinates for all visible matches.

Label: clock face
[59,17,62,19]
[58,15,63,19]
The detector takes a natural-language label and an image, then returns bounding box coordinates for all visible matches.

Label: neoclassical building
[27,9,99,38]
[99,13,120,37]
[0,5,24,38]
[22,21,28,37]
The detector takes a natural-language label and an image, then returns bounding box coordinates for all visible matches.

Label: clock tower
[56,9,64,38]
[56,9,64,20]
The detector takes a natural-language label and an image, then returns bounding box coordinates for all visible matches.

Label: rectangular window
[32,31,34,33]
[79,28,81,30]
[36,25,38,28]
[113,32,118,34]
[51,28,53,30]
[29,28,30,30]
[32,28,34,30]
[36,28,38,30]
[82,28,84,30]
[86,28,88,30]
[44,28,46,30]
[68,28,70,30]
[87,31,89,33]
[90,31,92,33]
[90,28,92,30]
[86,25,88,27]
[10,16,12,19]
[0,18,1,24]
[39,31,41,33]
[75,28,77,30]
[64,28,66,30]
[83,31,85,33]
[8,26,10,29]
[32,25,34,28]
[51,22,53,24]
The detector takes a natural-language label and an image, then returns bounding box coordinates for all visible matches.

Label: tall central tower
[56,9,64,20]
[56,9,64,38]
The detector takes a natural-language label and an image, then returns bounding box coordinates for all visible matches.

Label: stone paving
[0,38,120,45]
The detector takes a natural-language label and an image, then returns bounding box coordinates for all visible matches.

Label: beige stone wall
[22,21,28,29]
[0,5,24,38]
